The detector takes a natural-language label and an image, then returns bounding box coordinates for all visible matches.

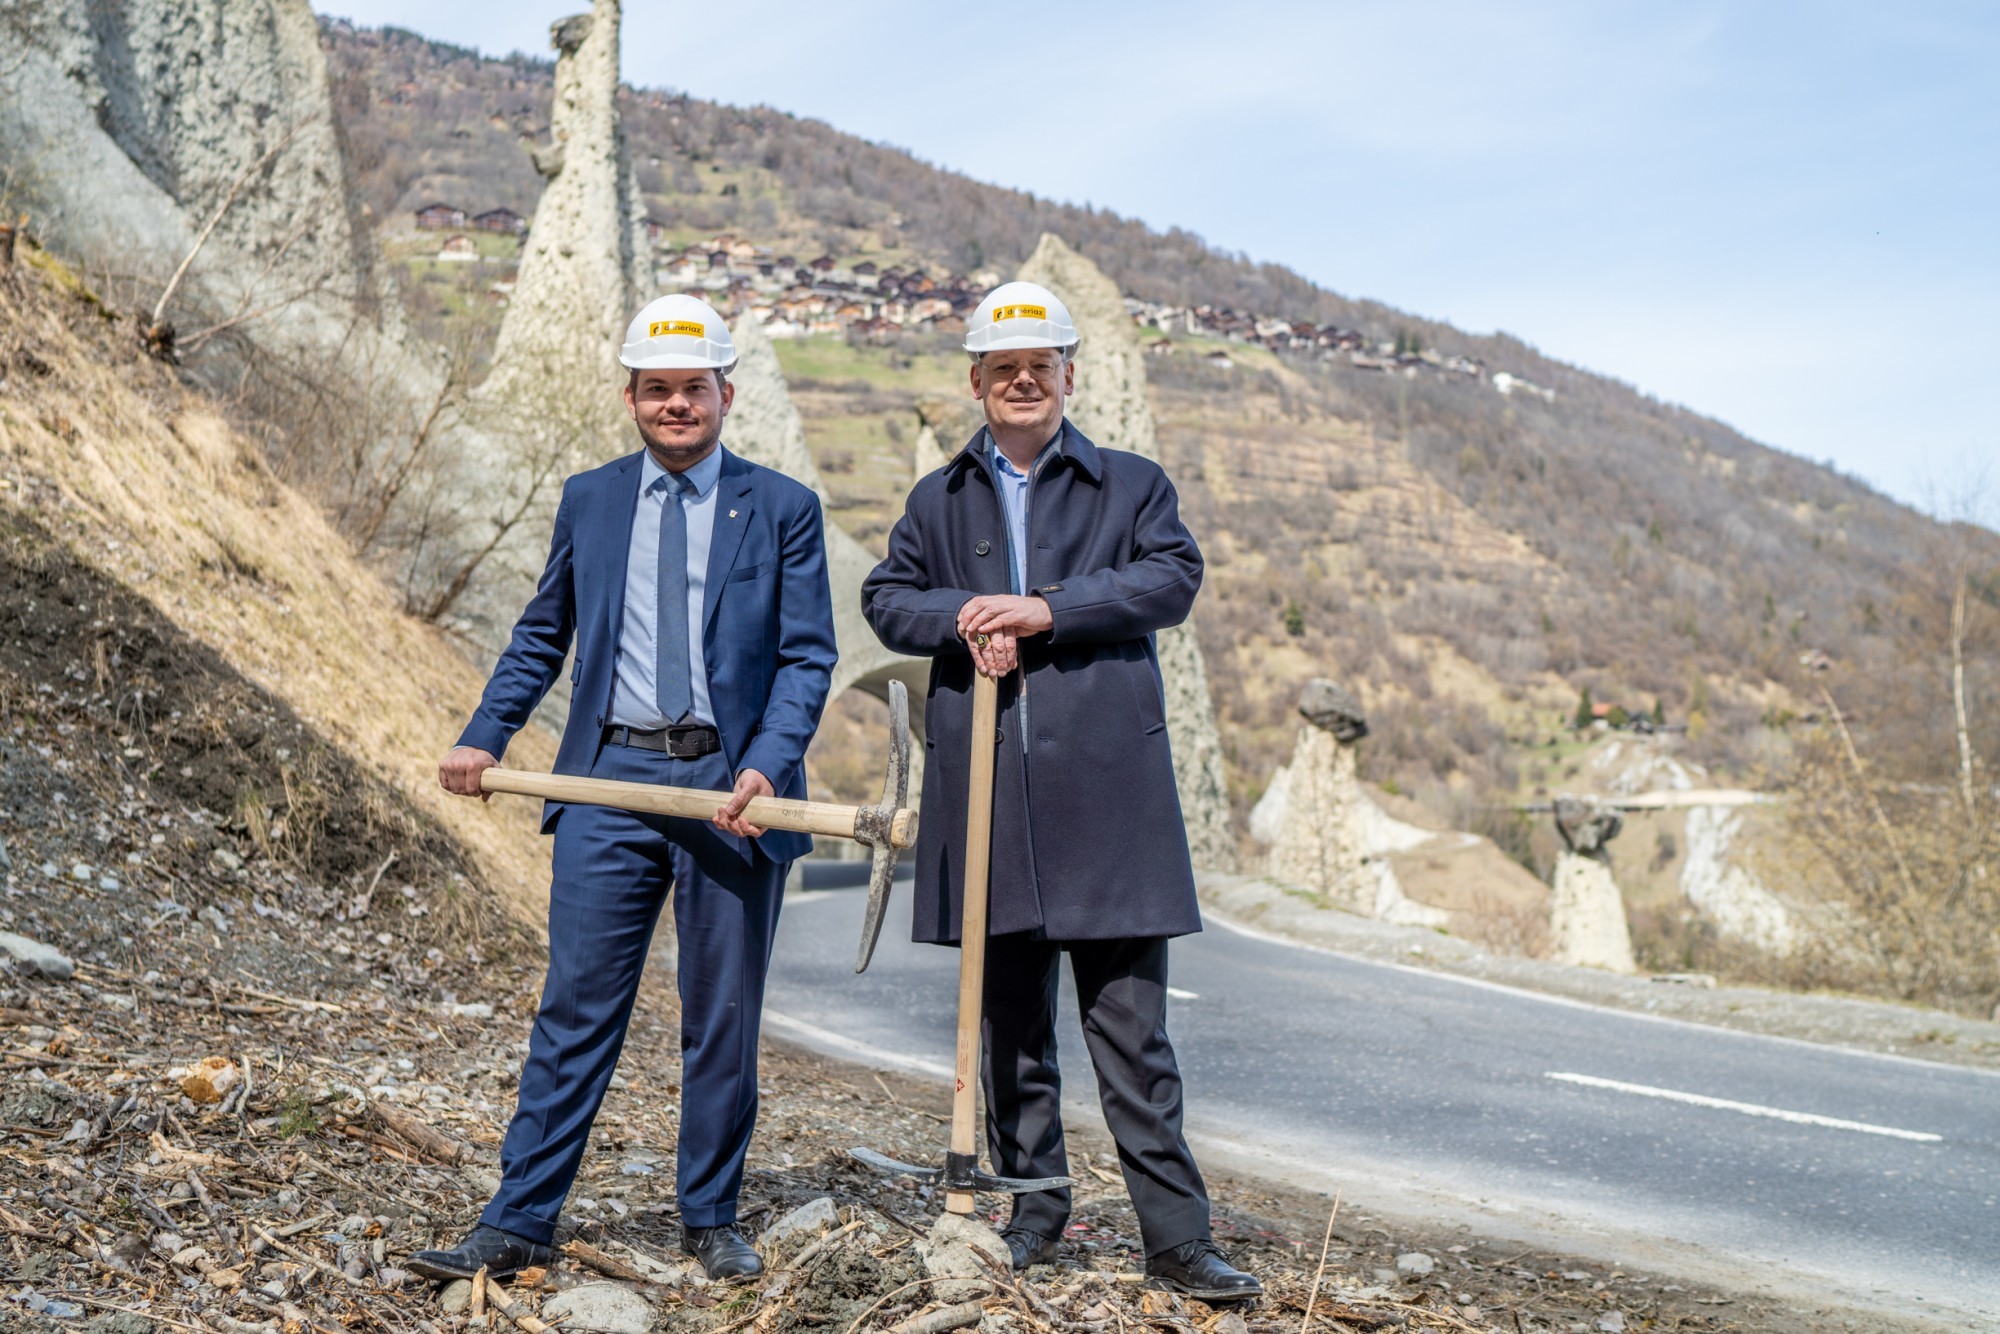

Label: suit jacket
[861,420,1202,942]
[457,446,838,863]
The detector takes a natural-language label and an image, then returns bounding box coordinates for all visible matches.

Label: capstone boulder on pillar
[1547,796,1636,972]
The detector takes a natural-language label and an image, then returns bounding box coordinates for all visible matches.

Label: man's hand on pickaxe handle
[477,769,918,849]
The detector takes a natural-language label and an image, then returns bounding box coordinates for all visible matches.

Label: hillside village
[411,209,1536,393]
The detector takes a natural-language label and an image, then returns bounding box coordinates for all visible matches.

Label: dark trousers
[481,744,786,1243]
[981,934,1211,1257]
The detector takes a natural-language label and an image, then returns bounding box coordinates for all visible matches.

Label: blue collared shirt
[987,430,1060,595]
[609,446,721,728]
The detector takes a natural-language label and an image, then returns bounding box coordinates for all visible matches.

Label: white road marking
[1546,1072,1943,1142]
[1202,906,2000,1081]
[1167,986,1199,1001]
[764,1010,953,1080]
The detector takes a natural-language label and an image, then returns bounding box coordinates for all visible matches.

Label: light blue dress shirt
[609,446,721,728]
[986,430,1059,596]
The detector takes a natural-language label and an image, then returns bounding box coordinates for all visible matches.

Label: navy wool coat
[861,421,1203,943]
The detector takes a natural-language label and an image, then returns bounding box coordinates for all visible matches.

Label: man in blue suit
[409,294,836,1284]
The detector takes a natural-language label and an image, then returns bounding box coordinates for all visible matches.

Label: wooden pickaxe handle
[479,768,917,848]
[945,665,1001,1215]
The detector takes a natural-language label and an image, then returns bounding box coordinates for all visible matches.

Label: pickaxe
[848,650,1073,1211]
[478,680,917,972]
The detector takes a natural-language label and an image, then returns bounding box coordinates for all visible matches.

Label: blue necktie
[655,471,693,722]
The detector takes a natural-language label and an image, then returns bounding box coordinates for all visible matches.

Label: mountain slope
[316,19,1993,825]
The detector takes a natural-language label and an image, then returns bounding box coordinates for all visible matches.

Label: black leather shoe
[682,1224,763,1281]
[1146,1240,1262,1301]
[406,1224,552,1282]
[999,1225,1059,1270]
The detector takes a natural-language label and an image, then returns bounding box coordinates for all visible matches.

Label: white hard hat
[619,293,737,371]
[963,281,1078,355]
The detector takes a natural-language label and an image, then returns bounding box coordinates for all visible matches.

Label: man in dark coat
[860,281,1259,1302]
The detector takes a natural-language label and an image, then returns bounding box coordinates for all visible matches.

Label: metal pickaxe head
[854,679,915,973]
[847,1146,1072,1197]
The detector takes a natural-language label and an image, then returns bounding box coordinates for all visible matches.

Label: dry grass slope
[0,240,555,925]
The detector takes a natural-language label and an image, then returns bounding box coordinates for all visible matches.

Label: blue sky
[318,1,1998,513]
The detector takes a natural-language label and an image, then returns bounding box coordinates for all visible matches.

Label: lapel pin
[729,509,738,518]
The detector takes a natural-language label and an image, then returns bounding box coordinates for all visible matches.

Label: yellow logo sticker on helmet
[991,304,1048,322]
[648,319,706,338]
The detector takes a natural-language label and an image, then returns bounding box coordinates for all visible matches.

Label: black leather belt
[601,723,721,758]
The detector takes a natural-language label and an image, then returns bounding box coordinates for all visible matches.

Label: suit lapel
[602,451,644,646]
[703,448,756,635]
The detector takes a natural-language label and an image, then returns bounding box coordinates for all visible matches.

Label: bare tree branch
[147,122,304,340]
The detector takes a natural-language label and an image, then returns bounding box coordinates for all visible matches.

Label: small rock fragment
[919,1212,1010,1303]
[438,1279,473,1314]
[0,931,75,979]
[540,1281,652,1334]
[758,1195,838,1266]
[180,1056,241,1104]
[1395,1251,1435,1277]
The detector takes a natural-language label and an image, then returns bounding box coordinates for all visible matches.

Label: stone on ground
[758,1195,839,1266]
[918,1212,1009,1303]
[0,932,74,980]
[539,1280,653,1334]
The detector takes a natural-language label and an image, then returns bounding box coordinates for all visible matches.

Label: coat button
[974,540,991,556]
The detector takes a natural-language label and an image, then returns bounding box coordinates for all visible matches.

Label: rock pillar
[459,1,647,645]
[484,2,641,398]
[1015,233,1235,869]
[1268,681,1374,910]
[1547,796,1637,972]
[724,317,931,757]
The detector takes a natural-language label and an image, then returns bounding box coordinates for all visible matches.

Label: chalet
[472,207,527,235]
[852,260,878,276]
[415,202,466,230]
[707,250,731,270]
[1492,371,1555,403]
[662,254,700,284]
[809,255,839,273]
[1146,338,1175,356]
[437,234,479,262]
[1203,349,1234,368]
[642,217,667,245]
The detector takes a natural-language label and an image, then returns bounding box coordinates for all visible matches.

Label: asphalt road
[762,887,2000,1326]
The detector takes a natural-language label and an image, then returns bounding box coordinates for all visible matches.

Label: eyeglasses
[981,358,1065,383]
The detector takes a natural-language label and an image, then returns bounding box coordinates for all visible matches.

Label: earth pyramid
[1015,234,1237,870]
